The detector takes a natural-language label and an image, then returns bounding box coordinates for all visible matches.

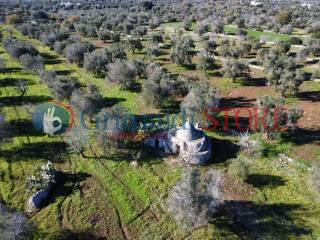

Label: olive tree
[197,51,215,73]
[0,203,34,240]
[170,36,195,66]
[71,84,103,121]
[181,79,220,125]
[107,60,137,90]
[83,50,111,76]
[167,169,224,229]
[64,42,95,66]
[19,54,44,73]
[127,38,144,54]
[222,58,250,82]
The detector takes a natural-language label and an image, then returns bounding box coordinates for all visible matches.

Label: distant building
[250,1,262,6]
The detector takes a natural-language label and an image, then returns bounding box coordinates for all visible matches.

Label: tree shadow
[211,137,240,163]
[246,174,286,189]
[47,171,91,205]
[54,70,74,76]
[0,141,68,162]
[239,77,267,87]
[281,128,320,145]
[219,97,255,108]
[8,119,44,137]
[1,67,22,74]
[0,78,35,87]
[128,82,142,93]
[207,71,223,77]
[0,95,52,107]
[102,97,126,108]
[296,91,320,102]
[160,99,181,114]
[183,63,196,70]
[224,200,312,239]
[56,230,104,240]
[39,52,63,65]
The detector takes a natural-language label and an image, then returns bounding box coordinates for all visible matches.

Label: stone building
[146,121,212,165]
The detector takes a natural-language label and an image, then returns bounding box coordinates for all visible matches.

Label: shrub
[238,131,261,157]
[127,38,144,53]
[26,161,56,193]
[312,32,320,39]
[110,43,127,61]
[167,169,224,229]
[133,59,146,78]
[228,157,249,182]
[70,84,103,120]
[287,107,303,132]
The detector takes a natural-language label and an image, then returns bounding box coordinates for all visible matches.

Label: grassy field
[1,22,320,239]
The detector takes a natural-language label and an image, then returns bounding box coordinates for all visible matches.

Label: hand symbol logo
[43,107,63,135]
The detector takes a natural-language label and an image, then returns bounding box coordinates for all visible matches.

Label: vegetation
[0,0,319,239]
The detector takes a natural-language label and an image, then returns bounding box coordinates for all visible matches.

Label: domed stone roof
[175,121,204,141]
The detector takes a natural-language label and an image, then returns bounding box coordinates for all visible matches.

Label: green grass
[224,25,295,42]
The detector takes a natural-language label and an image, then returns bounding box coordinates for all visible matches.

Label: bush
[26,161,57,193]
[287,107,303,132]
[167,169,224,229]
[238,131,261,157]
[107,60,137,90]
[228,157,249,182]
